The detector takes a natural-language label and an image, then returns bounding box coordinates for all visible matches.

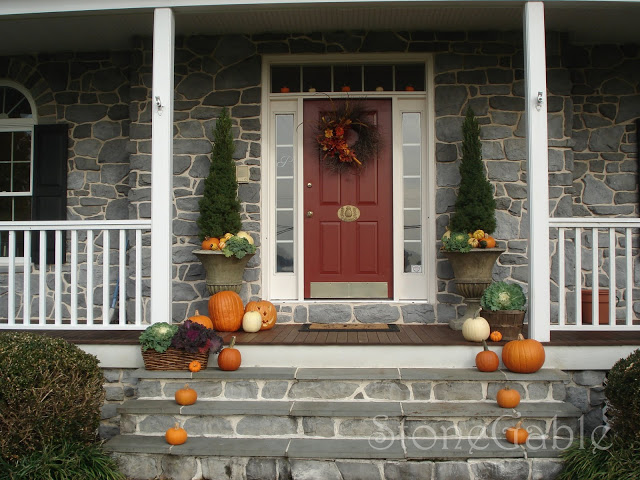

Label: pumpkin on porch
[188,310,213,330]
[462,310,490,342]
[245,300,277,330]
[165,423,188,445]
[505,420,528,444]
[502,334,545,373]
[208,290,244,332]
[475,340,499,372]
[496,387,520,408]
[242,311,262,333]
[175,384,197,406]
[217,336,241,371]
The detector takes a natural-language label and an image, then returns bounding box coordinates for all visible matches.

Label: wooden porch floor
[12,324,640,347]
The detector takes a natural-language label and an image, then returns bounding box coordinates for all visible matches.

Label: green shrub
[0,332,105,463]
[559,436,640,480]
[0,440,125,480]
[604,347,640,442]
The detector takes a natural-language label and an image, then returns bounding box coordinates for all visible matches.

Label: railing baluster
[39,230,46,325]
[626,227,633,326]
[87,230,94,325]
[103,232,110,324]
[119,230,126,325]
[575,227,582,325]
[591,228,599,326]
[557,228,565,327]
[135,229,142,326]
[71,229,78,326]
[8,231,16,325]
[608,228,616,326]
[23,231,31,325]
[54,230,62,326]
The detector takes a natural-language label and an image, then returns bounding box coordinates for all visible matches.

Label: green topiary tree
[605,347,640,442]
[449,108,496,234]
[0,332,105,463]
[197,107,242,240]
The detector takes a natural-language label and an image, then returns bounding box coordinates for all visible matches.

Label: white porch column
[524,2,550,342]
[150,8,175,324]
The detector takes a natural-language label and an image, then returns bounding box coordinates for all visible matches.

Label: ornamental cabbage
[480,282,526,311]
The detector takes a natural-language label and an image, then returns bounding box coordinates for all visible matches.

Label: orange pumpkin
[245,300,277,330]
[505,420,528,444]
[188,310,213,330]
[175,384,197,406]
[496,387,521,408]
[489,331,503,342]
[201,237,219,250]
[165,423,188,445]
[476,340,499,372]
[483,236,497,249]
[218,336,241,371]
[188,360,202,372]
[502,334,545,374]
[208,291,244,332]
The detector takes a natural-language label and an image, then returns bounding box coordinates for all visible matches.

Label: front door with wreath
[303,99,393,299]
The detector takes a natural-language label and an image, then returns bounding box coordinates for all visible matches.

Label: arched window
[0,81,36,258]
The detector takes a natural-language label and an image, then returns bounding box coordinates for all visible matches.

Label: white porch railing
[549,218,640,331]
[0,220,151,330]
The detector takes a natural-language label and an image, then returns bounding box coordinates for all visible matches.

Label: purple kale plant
[171,320,223,354]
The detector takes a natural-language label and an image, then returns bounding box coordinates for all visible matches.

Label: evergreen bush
[449,108,496,234]
[197,107,242,240]
[0,332,105,463]
[604,347,640,442]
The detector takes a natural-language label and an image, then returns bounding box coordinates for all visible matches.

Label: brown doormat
[299,323,400,332]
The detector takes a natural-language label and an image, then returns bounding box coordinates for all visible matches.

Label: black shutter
[31,124,68,264]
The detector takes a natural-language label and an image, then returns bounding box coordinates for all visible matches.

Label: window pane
[404,178,421,209]
[276,146,294,177]
[334,65,362,92]
[402,113,421,143]
[276,243,294,273]
[0,164,9,191]
[0,197,10,220]
[403,145,421,176]
[13,131,31,162]
[13,163,30,192]
[395,64,425,91]
[404,210,422,241]
[302,66,331,92]
[14,197,31,221]
[2,86,32,118]
[276,180,293,210]
[364,65,393,92]
[276,210,294,241]
[404,242,422,273]
[0,132,10,161]
[276,115,294,145]
[271,66,300,93]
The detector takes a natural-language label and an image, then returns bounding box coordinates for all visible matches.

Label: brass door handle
[306,211,314,218]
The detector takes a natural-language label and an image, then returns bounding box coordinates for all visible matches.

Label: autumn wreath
[316,101,380,172]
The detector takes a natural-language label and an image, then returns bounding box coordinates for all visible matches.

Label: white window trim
[261,53,436,303]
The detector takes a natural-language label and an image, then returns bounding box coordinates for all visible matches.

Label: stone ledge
[288,438,405,460]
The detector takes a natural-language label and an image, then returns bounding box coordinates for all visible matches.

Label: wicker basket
[141,347,209,370]
[480,309,526,341]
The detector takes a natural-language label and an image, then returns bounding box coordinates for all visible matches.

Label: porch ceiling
[0,1,639,56]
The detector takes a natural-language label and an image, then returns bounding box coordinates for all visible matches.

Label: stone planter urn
[193,250,254,295]
[443,248,504,330]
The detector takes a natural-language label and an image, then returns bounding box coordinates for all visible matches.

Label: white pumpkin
[462,313,491,342]
[236,231,254,245]
[242,311,262,332]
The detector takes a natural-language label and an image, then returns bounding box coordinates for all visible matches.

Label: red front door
[303,99,393,299]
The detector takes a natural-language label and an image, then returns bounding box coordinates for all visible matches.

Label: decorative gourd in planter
[188,310,213,330]
[505,420,528,444]
[475,340,499,372]
[165,423,188,445]
[502,334,545,373]
[175,384,197,406]
[496,387,520,408]
[242,311,262,333]
[218,336,241,371]
[201,237,219,251]
[480,281,526,340]
[462,310,490,342]
[208,290,244,332]
[245,300,277,330]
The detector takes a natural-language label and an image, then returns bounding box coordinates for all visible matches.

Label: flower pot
[193,249,254,295]
[141,347,209,370]
[480,309,525,341]
[581,289,610,325]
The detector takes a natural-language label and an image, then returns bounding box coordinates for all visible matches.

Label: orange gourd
[502,334,545,373]
[188,360,202,372]
[201,237,219,251]
[217,336,241,371]
[475,340,499,372]
[175,384,197,406]
[208,291,244,332]
[165,423,188,445]
[245,300,277,330]
[489,331,503,342]
[188,310,213,330]
[505,420,528,444]
[483,236,497,248]
[496,387,521,408]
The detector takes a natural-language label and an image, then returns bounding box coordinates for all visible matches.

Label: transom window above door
[270,63,425,94]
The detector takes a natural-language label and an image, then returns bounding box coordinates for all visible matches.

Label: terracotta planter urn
[193,250,254,295]
[443,248,505,330]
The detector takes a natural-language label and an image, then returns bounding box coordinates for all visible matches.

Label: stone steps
[106,367,573,479]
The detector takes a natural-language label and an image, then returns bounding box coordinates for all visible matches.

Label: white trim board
[83,344,636,370]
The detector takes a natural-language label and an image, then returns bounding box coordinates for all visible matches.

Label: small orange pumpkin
[489,331,503,342]
[483,236,497,248]
[188,360,202,372]
[476,340,499,372]
[188,310,213,330]
[244,300,277,330]
[175,384,197,406]
[505,420,528,444]
[165,423,188,445]
[201,237,219,251]
[496,387,521,408]
[208,291,244,332]
[217,336,241,371]
[502,334,545,374]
